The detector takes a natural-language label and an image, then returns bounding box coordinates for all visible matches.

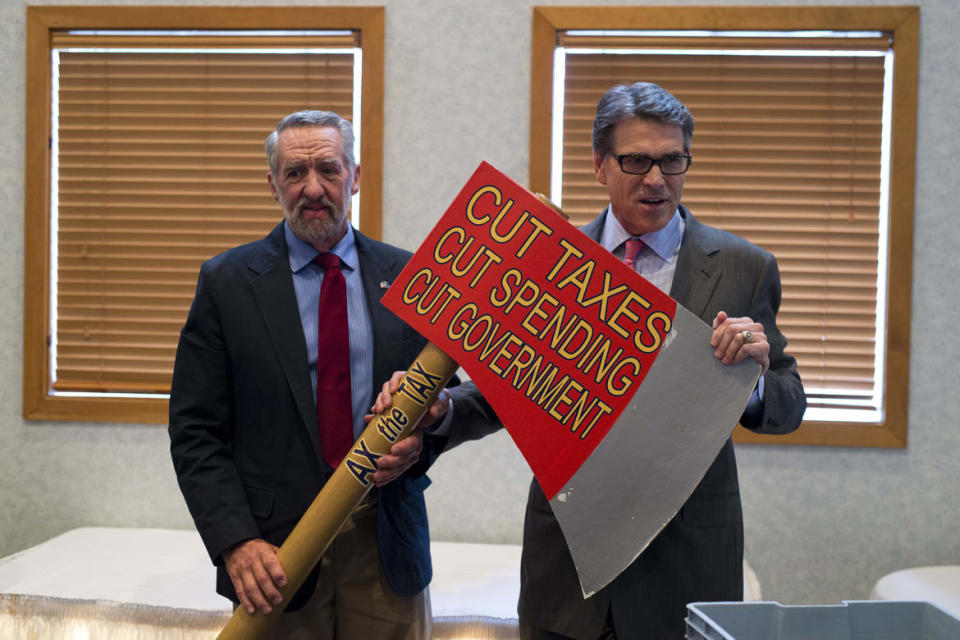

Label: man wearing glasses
[444,82,807,638]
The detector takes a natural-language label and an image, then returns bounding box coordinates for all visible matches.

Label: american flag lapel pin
[379,280,390,289]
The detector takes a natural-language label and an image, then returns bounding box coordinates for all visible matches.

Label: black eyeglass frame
[610,153,692,176]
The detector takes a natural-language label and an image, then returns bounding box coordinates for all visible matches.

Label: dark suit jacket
[449,206,806,639]
[169,222,440,610]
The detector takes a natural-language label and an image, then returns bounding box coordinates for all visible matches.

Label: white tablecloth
[0,526,761,639]
[0,527,522,618]
[0,527,522,639]
[871,566,960,617]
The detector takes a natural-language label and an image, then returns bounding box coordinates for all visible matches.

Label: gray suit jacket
[169,222,442,610]
[449,205,805,639]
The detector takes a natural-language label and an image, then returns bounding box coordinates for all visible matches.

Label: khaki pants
[269,491,431,640]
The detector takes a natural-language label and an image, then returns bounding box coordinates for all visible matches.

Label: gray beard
[286,204,347,247]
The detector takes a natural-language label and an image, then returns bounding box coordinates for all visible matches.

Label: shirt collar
[284,221,358,274]
[600,206,684,263]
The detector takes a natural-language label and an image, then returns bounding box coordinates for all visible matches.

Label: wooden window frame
[530,6,918,447]
[23,6,385,423]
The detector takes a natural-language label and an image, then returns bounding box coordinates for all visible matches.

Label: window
[531,7,918,447]
[24,6,385,423]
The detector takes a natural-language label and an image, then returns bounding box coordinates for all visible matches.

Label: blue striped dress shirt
[600,206,684,294]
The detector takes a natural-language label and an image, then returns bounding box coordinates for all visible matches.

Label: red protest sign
[382,162,677,499]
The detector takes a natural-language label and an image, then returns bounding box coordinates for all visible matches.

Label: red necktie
[623,238,644,271]
[314,253,353,468]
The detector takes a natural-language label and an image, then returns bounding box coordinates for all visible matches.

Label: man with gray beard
[169,110,446,639]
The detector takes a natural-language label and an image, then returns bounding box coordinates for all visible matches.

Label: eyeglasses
[611,153,692,176]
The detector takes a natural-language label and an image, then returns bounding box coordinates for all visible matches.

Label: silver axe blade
[547,304,760,598]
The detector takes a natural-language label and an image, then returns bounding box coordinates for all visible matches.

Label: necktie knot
[623,238,644,270]
[314,252,341,270]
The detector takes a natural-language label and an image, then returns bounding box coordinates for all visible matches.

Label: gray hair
[592,82,695,157]
[264,110,356,178]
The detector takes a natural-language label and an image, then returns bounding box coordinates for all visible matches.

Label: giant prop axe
[217,162,758,639]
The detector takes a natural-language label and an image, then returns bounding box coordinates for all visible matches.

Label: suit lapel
[670,205,722,321]
[354,232,404,391]
[248,224,321,456]
[580,209,606,243]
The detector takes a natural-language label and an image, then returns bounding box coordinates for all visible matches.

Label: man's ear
[267,171,280,202]
[593,151,608,186]
[350,164,361,196]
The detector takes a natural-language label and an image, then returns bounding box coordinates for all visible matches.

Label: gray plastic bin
[685,600,960,640]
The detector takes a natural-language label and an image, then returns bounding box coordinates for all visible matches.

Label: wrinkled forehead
[276,125,347,166]
[612,118,687,154]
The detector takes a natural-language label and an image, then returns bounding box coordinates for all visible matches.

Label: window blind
[53,31,358,392]
[559,33,889,409]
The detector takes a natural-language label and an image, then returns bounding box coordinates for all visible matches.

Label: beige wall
[1,0,956,606]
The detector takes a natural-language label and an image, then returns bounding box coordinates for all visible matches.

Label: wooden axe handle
[217,342,458,639]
